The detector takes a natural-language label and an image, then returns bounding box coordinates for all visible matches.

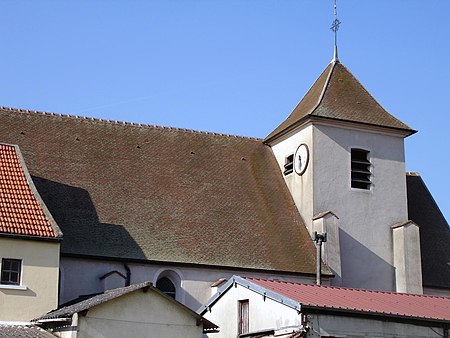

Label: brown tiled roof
[406,173,450,289]
[0,143,61,239]
[265,61,415,142]
[0,107,319,275]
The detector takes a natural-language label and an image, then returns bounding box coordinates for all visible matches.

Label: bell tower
[265,60,422,293]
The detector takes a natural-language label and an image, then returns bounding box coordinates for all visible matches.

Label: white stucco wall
[202,284,301,338]
[312,124,408,291]
[307,313,444,338]
[74,289,203,338]
[312,213,342,285]
[0,237,60,321]
[272,122,411,292]
[60,257,319,311]
[271,124,314,234]
[392,222,423,294]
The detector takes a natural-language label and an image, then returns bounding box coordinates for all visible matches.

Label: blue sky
[1,1,449,221]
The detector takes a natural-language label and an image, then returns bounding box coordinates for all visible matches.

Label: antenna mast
[331,0,341,61]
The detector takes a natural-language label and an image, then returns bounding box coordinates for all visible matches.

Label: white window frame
[0,257,27,290]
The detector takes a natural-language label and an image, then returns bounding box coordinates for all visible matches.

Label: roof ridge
[280,61,336,124]
[35,281,151,320]
[247,277,449,299]
[0,105,262,142]
[310,60,337,116]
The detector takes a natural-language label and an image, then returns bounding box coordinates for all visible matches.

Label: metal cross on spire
[331,0,341,61]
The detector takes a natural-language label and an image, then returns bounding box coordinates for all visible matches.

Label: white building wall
[312,124,409,291]
[392,222,423,294]
[307,313,444,338]
[270,123,411,292]
[202,284,301,338]
[271,124,314,234]
[63,290,204,338]
[60,257,319,310]
[0,238,60,321]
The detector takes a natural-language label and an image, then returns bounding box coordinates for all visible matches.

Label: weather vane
[331,0,341,61]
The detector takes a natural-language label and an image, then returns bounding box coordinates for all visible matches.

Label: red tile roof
[0,143,61,239]
[245,277,450,322]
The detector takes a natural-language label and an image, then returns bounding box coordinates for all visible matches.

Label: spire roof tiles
[265,61,415,143]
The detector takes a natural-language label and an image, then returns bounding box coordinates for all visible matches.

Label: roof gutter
[61,253,332,278]
[0,233,61,242]
[302,305,450,327]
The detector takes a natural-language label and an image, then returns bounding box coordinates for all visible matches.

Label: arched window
[156,277,176,299]
[153,269,183,302]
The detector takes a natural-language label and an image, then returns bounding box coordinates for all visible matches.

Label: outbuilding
[199,276,450,337]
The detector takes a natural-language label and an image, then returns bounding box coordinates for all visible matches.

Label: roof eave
[302,305,450,326]
[0,232,61,242]
[198,275,302,316]
[265,115,416,145]
[60,252,330,277]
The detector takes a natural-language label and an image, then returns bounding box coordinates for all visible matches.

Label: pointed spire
[331,0,341,61]
[264,62,416,143]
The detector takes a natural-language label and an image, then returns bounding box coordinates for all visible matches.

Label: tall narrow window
[156,277,176,299]
[238,299,249,335]
[1,258,21,285]
[284,154,294,175]
[351,148,371,190]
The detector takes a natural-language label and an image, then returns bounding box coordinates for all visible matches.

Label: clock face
[294,144,309,175]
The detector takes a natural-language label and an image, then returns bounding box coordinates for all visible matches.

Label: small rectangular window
[351,149,371,190]
[238,299,249,335]
[283,154,294,175]
[1,258,22,285]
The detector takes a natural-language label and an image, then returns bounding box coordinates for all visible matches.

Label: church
[0,15,449,336]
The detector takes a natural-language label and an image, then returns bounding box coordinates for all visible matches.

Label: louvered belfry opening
[351,148,371,190]
[283,154,294,175]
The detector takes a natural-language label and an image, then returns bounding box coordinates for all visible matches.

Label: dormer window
[283,154,294,175]
[351,149,371,190]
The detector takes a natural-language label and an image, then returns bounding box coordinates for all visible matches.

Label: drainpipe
[123,263,131,286]
[314,232,327,285]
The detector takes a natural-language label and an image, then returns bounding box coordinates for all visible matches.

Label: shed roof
[0,107,319,275]
[35,281,218,332]
[201,276,450,324]
[265,61,415,143]
[37,282,152,320]
[245,277,450,323]
[0,143,62,239]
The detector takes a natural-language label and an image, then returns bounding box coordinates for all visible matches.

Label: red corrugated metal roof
[245,277,450,322]
[0,144,59,238]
